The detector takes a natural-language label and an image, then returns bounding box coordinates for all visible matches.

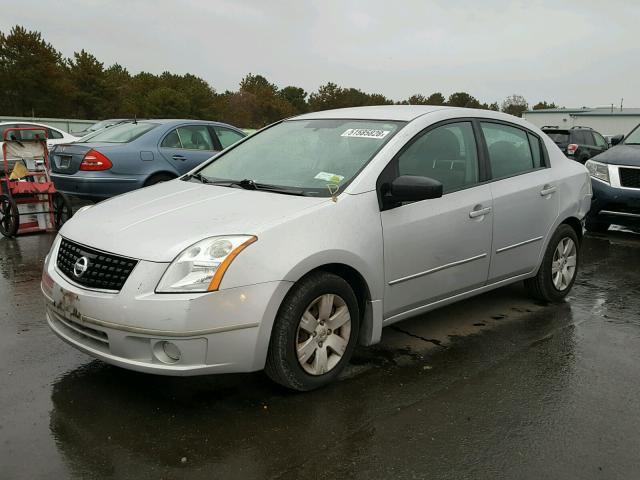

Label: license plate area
[57,155,72,169]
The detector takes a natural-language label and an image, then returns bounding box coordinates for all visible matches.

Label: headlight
[156,235,257,293]
[585,160,610,184]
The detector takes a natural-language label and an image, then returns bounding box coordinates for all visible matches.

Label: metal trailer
[0,127,72,237]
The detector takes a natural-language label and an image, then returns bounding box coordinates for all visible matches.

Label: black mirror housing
[386,175,443,204]
[611,134,624,146]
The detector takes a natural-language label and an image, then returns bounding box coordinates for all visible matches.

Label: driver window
[397,122,479,193]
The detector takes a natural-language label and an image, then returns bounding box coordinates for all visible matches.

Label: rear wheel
[585,218,610,233]
[144,173,175,187]
[0,194,19,237]
[265,272,360,391]
[525,224,579,302]
[52,192,73,230]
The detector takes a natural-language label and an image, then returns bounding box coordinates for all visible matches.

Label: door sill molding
[383,271,534,325]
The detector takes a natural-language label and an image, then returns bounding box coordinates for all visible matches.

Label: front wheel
[525,224,579,302]
[265,272,360,391]
[0,194,19,237]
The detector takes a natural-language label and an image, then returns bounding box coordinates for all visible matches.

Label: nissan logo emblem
[73,257,89,278]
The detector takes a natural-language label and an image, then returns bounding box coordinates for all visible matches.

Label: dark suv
[542,126,609,163]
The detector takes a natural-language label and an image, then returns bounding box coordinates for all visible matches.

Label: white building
[523,107,640,137]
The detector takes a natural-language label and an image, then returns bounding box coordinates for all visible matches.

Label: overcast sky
[4,0,639,107]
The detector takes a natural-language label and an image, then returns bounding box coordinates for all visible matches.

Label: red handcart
[0,127,73,237]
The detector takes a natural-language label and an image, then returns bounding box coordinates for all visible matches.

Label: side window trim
[376,117,486,210]
[207,126,223,151]
[476,118,550,182]
[160,124,216,151]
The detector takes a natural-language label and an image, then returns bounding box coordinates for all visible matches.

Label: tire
[52,192,73,230]
[144,173,175,187]
[585,218,610,233]
[525,224,580,302]
[0,194,19,237]
[265,271,360,391]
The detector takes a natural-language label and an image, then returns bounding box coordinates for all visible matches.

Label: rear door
[159,125,219,174]
[480,121,558,282]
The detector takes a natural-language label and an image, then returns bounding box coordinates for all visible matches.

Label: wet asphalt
[1,229,639,480]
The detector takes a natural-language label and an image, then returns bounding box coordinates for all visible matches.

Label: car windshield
[78,122,156,143]
[87,120,117,132]
[624,125,640,144]
[196,119,405,196]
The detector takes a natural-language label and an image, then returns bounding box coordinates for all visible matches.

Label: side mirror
[611,134,624,146]
[384,175,443,207]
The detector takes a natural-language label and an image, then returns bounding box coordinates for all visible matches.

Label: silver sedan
[42,106,592,390]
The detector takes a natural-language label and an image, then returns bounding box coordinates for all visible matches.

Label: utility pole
[620,98,624,111]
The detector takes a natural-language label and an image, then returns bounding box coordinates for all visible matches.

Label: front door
[381,121,493,319]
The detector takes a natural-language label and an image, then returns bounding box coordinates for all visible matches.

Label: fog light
[162,341,181,361]
[153,340,182,364]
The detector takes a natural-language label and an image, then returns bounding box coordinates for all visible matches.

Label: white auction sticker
[341,128,390,139]
[315,172,345,182]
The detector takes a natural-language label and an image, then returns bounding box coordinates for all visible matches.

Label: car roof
[292,105,446,122]
[291,105,523,123]
[0,121,62,130]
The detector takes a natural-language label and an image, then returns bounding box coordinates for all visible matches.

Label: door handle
[540,184,557,196]
[172,154,186,161]
[469,206,492,218]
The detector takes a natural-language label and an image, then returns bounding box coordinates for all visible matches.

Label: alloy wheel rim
[296,294,351,376]
[552,237,577,291]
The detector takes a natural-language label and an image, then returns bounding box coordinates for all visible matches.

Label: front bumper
[50,172,144,200]
[42,241,291,375]
[588,178,640,227]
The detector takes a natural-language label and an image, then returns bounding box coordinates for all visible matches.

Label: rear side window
[79,122,157,143]
[214,126,244,149]
[397,121,479,193]
[47,128,63,139]
[528,133,543,168]
[481,122,535,179]
[593,132,608,148]
[544,130,569,144]
[573,130,593,145]
[161,129,182,148]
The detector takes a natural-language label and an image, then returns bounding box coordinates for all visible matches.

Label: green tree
[447,92,482,108]
[278,86,308,114]
[68,50,107,118]
[532,101,558,110]
[146,87,190,118]
[501,94,529,117]
[0,25,72,117]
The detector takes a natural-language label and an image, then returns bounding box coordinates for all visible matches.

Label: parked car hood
[60,180,330,262]
[592,144,640,166]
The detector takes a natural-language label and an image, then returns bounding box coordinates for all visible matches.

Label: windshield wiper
[209,179,306,196]
[183,172,212,184]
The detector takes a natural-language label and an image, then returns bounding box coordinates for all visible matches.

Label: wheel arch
[283,261,381,348]
[143,171,178,186]
[560,216,583,244]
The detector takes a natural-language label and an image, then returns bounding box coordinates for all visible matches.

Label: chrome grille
[56,238,137,291]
